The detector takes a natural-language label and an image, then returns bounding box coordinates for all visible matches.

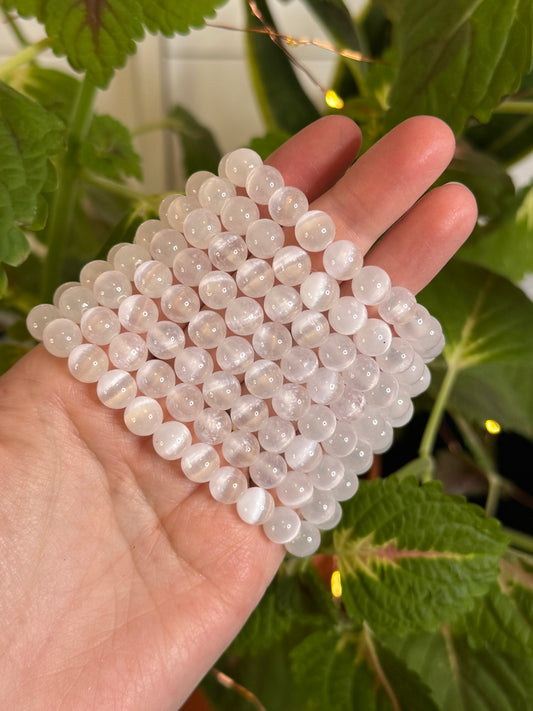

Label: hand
[0,116,477,711]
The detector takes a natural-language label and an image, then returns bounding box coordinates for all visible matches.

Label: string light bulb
[485,419,501,435]
[325,90,344,110]
[331,569,342,598]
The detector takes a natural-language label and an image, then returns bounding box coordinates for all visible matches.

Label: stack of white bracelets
[26,147,444,557]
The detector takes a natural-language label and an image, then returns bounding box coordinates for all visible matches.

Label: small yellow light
[285,36,298,47]
[331,570,342,598]
[325,90,344,110]
[485,419,501,435]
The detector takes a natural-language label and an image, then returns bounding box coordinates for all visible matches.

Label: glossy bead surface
[377,286,417,325]
[224,148,262,186]
[185,170,214,198]
[351,265,391,305]
[231,395,269,432]
[97,369,137,409]
[80,306,121,345]
[68,343,108,382]
[58,286,97,323]
[376,337,415,374]
[79,259,112,288]
[173,247,211,287]
[198,270,237,309]
[276,470,314,508]
[244,359,283,398]
[181,443,220,482]
[328,296,367,335]
[257,416,295,454]
[118,295,158,333]
[246,218,284,258]
[209,467,248,504]
[146,321,185,359]
[26,304,60,341]
[225,297,264,336]
[152,421,192,460]
[308,455,344,491]
[245,164,284,204]
[284,435,323,471]
[343,354,380,391]
[202,371,241,409]
[285,521,320,557]
[268,186,309,226]
[161,284,200,324]
[166,195,200,231]
[295,210,335,251]
[208,232,247,271]
[356,412,393,450]
[194,407,232,445]
[198,176,236,213]
[166,383,204,422]
[220,196,260,234]
[183,208,221,249]
[174,347,213,384]
[323,240,363,280]
[149,228,187,266]
[332,470,360,502]
[216,336,254,374]
[318,333,357,371]
[272,383,310,421]
[108,332,148,371]
[158,196,181,224]
[237,487,274,525]
[300,491,336,525]
[236,258,274,297]
[272,246,311,286]
[187,310,227,349]
[93,270,132,308]
[133,260,173,297]
[354,318,392,356]
[322,420,357,458]
[252,322,292,360]
[249,452,287,488]
[136,359,175,398]
[42,318,82,357]
[280,346,318,383]
[222,431,260,467]
[306,368,344,404]
[298,404,337,442]
[341,439,373,475]
[124,396,163,436]
[134,219,164,249]
[300,272,340,311]
[112,244,150,279]
[330,385,365,421]
[365,371,399,410]
[263,507,301,544]
[291,310,329,348]
[53,281,79,308]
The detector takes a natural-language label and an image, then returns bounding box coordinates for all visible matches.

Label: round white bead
[198,270,237,309]
[68,343,108,382]
[146,321,185,359]
[405,364,431,397]
[395,352,425,386]
[389,400,414,428]
[198,176,236,213]
[328,296,367,335]
[208,232,247,271]
[386,388,412,422]
[264,285,302,323]
[97,369,137,409]
[306,368,344,405]
[318,501,343,531]
[365,371,399,410]
[58,285,97,323]
[149,228,187,266]
[272,383,310,420]
[220,196,260,234]
[174,347,213,385]
[209,466,248,504]
[26,304,60,341]
[237,487,274,526]
[351,265,392,305]
[263,507,301,544]
[222,431,260,467]
[166,383,204,422]
[252,322,292,360]
[377,286,417,325]
[394,304,431,340]
[236,258,274,297]
[216,336,254,374]
[332,470,360,502]
[249,452,287,488]
[246,218,285,258]
[80,306,121,345]
[257,416,295,453]
[330,385,366,421]
[158,195,181,225]
[108,332,148,371]
[183,208,221,249]
[136,359,176,398]
[322,420,358,458]
[245,164,284,204]
[166,195,200,231]
[376,337,415,373]
[280,346,318,383]
[284,521,320,557]
[118,295,158,334]
[354,318,393,356]
[160,284,200,324]
[225,296,264,336]
[294,210,335,251]
[268,186,309,226]
[202,371,241,409]
[342,439,373,475]
[53,281,79,308]
[300,272,340,311]
[79,259,113,288]
[307,455,345,491]
[297,404,337,442]
[318,333,357,371]
[113,244,150,279]
[291,310,330,348]
[152,421,192,460]
[173,247,212,287]
[185,170,215,199]
[187,310,227,349]
[124,396,163,436]
[194,407,232,445]
[300,490,337,525]
[134,219,164,249]
[244,359,283,398]
[322,239,363,280]
[181,443,220,482]
[272,246,311,286]
[42,318,82,357]
[343,354,380,391]
[284,435,323,471]
[93,270,132,308]
[133,260,173,298]
[224,148,262,187]
[356,412,393,450]
[231,395,269,432]
[276,470,314,508]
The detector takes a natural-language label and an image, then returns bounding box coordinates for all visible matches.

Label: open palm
[0,116,477,711]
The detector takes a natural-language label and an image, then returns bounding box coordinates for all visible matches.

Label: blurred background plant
[1,1,533,709]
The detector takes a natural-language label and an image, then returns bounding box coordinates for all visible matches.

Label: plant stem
[2,9,29,46]
[503,527,533,555]
[41,77,97,301]
[0,38,51,81]
[495,100,533,114]
[81,171,158,207]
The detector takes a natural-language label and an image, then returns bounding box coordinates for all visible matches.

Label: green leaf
[334,476,507,635]
[391,456,434,482]
[10,65,80,123]
[0,267,7,298]
[386,0,533,133]
[420,260,533,437]
[249,130,291,160]
[245,0,321,134]
[166,104,221,178]
[9,0,227,87]
[79,114,142,181]
[301,0,362,52]
[460,184,533,283]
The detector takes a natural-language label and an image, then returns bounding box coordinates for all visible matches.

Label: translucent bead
[332,470,360,502]
[231,395,269,432]
[342,439,374,476]
[216,336,254,374]
[218,153,230,179]
[133,260,173,298]
[173,247,211,287]
[185,170,215,199]
[284,435,323,471]
[166,195,200,231]
[412,316,443,351]
[174,347,213,384]
[107,242,130,263]
[53,281,79,308]
[146,321,185,359]
[198,176,236,213]
[194,407,232,445]
[276,470,313,508]
[285,521,320,557]
[26,304,60,341]
[225,297,264,336]
[113,244,150,279]
[372,422,394,455]
[220,196,260,234]
[236,258,274,297]
[328,296,367,335]
[222,431,260,467]
[318,333,356,371]
[394,304,431,340]
[124,396,163,436]
[209,466,248,504]
[356,413,393,450]
[318,501,343,531]
[93,270,132,308]
[300,491,336,525]
[377,286,417,325]
[365,372,399,410]
[246,218,284,258]
[152,421,192,460]
[343,354,380,391]
[198,271,237,309]
[79,259,112,288]
[244,359,283,398]
[395,352,425,386]
[352,265,392,306]
[419,332,445,362]
[263,285,301,324]
[272,384,310,421]
[97,369,137,409]
[280,346,318,383]
[249,452,287,488]
[298,405,337,442]
[181,443,220,483]
[389,400,414,428]
[208,232,247,271]
[225,148,262,186]
[158,195,181,225]
[42,318,82,357]
[258,416,295,454]
[166,383,204,422]
[187,310,227,349]
[263,507,301,544]
[268,186,309,226]
[322,420,357,458]
[306,368,344,405]
[245,164,284,204]
[183,208,221,249]
[161,284,200,324]
[323,240,363,280]
[134,219,165,249]
[136,359,175,398]
[118,295,158,333]
[150,228,187,266]
[252,322,292,360]
[272,246,311,286]
[237,487,274,526]
[405,364,431,397]
[376,337,415,374]
[108,332,148,371]
[68,343,108,382]
[295,210,335,252]
[58,286,97,323]
[202,371,241,409]
[386,388,412,422]
[330,385,366,421]
[291,310,330,348]
[354,318,392,357]
[300,272,340,311]
[308,455,344,491]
